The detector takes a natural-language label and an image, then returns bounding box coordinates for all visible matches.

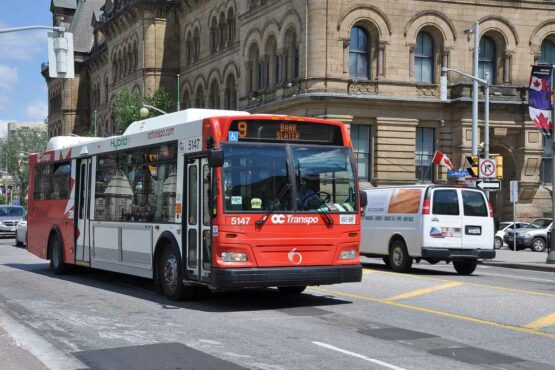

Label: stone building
[43,0,555,220]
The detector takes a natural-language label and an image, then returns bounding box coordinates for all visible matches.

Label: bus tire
[453,260,477,275]
[278,286,306,295]
[388,238,412,273]
[158,244,187,301]
[49,233,67,275]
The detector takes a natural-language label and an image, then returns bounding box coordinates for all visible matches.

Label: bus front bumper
[210,265,362,289]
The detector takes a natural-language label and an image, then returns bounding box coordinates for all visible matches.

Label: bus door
[185,157,211,282]
[75,157,93,265]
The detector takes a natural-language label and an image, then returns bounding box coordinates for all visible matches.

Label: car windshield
[527,219,551,229]
[221,144,356,213]
[0,206,24,217]
[292,147,356,212]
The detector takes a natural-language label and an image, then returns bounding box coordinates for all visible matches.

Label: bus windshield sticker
[228,131,239,142]
[251,198,262,209]
[339,215,356,224]
[231,196,242,205]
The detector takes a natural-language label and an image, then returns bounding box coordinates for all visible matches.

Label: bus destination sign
[228,120,342,145]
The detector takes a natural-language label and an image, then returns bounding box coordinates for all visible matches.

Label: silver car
[15,213,27,246]
[504,218,553,252]
[0,206,25,237]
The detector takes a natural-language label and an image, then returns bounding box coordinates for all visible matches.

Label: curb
[482,262,555,273]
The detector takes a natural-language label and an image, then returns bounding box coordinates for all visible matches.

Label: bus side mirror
[360,191,367,213]
[208,149,224,168]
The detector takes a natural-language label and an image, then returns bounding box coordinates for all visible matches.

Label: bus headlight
[340,249,357,260]
[221,252,248,262]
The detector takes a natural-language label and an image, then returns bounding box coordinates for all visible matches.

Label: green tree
[0,128,48,205]
[112,88,174,130]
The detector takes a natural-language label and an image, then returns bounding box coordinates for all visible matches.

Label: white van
[360,185,495,275]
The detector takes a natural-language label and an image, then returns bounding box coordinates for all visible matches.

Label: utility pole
[484,72,490,160]
[472,22,480,156]
[177,73,181,111]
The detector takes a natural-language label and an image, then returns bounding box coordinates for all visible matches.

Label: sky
[0,0,52,137]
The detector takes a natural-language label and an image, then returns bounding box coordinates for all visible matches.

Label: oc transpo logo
[288,248,303,265]
[271,214,285,224]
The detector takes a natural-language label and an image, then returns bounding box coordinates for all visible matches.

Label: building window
[479,36,496,84]
[350,125,371,180]
[415,31,434,83]
[349,26,370,80]
[416,127,435,182]
[540,39,555,64]
[541,136,552,184]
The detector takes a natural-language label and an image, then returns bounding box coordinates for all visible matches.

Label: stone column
[373,117,419,186]
[277,47,287,84]
[442,47,451,70]
[503,51,513,84]
[377,41,387,77]
[342,38,350,74]
[408,43,416,78]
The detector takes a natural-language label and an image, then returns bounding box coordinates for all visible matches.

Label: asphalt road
[0,236,554,370]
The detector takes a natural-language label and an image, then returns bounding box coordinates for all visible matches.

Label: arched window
[185,32,193,65]
[227,8,235,43]
[219,12,226,49]
[182,89,190,110]
[479,36,496,84]
[209,80,220,109]
[224,74,237,110]
[247,44,260,94]
[210,18,218,53]
[265,36,278,88]
[195,86,204,108]
[284,28,299,82]
[540,38,555,64]
[349,26,370,80]
[415,31,434,83]
[193,28,200,62]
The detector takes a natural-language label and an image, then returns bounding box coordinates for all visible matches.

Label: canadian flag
[530,76,546,92]
[432,150,454,170]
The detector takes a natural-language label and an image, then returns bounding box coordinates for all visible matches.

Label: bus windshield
[221,144,356,213]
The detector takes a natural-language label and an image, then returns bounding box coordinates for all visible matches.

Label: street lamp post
[549,66,555,264]
[471,22,480,156]
[140,104,168,118]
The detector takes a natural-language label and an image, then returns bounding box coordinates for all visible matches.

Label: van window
[462,191,487,217]
[432,189,459,215]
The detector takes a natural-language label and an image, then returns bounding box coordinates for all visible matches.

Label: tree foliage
[0,127,48,204]
[112,88,174,130]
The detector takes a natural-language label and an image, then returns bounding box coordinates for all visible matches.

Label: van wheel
[388,239,412,273]
[49,234,67,275]
[158,245,189,301]
[453,260,477,275]
[494,237,503,250]
[531,238,546,252]
[278,286,306,295]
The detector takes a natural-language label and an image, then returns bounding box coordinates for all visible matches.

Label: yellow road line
[363,268,555,298]
[526,312,555,330]
[362,269,378,275]
[309,287,555,340]
[385,282,463,301]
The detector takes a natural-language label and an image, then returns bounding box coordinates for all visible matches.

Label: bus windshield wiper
[255,183,291,227]
[314,198,334,226]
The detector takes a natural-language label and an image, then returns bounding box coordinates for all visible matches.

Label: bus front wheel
[158,245,187,301]
[49,233,67,275]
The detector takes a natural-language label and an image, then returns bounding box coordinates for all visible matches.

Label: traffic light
[466,155,479,177]
[495,155,503,179]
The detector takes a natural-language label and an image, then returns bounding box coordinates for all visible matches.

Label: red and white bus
[27,109,363,300]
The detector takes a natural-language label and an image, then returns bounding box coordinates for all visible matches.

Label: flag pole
[548,64,555,263]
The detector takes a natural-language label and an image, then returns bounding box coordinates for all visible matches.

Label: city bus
[27,109,363,300]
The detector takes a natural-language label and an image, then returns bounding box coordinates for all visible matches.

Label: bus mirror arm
[208,149,224,168]
[359,191,367,214]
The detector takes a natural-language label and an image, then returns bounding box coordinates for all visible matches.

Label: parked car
[360,185,495,275]
[494,222,529,250]
[0,205,25,237]
[15,213,27,246]
[503,218,553,252]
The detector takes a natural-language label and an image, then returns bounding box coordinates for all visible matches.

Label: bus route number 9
[238,121,248,138]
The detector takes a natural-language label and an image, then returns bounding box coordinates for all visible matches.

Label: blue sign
[228,131,239,142]
[448,169,469,178]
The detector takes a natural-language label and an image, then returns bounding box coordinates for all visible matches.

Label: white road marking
[312,341,407,370]
[0,309,86,370]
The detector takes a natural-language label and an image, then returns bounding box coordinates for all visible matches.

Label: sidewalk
[482,249,555,272]
[0,326,48,370]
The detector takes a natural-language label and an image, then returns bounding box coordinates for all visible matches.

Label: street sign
[510,180,518,203]
[475,179,501,191]
[448,169,469,178]
[479,158,496,179]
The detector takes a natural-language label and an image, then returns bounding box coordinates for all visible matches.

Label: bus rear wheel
[158,245,187,301]
[49,234,67,275]
[278,286,306,295]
